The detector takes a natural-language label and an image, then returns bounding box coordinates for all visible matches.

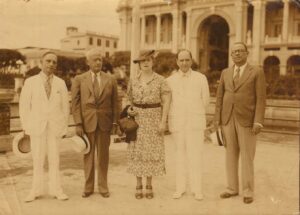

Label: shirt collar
[40,71,53,81]
[234,62,247,72]
[179,69,191,77]
[90,70,101,79]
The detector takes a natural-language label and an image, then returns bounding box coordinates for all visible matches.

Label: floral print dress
[127,72,171,177]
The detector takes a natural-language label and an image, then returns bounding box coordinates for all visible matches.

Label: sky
[0,0,120,49]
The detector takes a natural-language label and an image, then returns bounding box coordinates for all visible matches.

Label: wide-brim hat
[69,135,90,154]
[13,132,31,158]
[133,50,158,63]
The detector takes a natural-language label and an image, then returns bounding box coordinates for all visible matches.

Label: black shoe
[243,197,253,204]
[100,192,110,198]
[82,192,93,198]
[220,192,238,199]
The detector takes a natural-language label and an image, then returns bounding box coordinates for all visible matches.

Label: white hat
[12,132,31,158]
[69,135,90,154]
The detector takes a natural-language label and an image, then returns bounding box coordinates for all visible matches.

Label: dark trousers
[84,126,110,194]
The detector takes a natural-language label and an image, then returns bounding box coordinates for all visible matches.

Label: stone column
[228,33,235,67]
[252,0,265,66]
[279,64,287,75]
[156,14,161,49]
[141,15,145,49]
[260,1,266,43]
[282,0,290,42]
[186,10,191,49]
[172,11,179,53]
[130,0,141,78]
[179,12,183,49]
[119,18,125,50]
[235,0,244,42]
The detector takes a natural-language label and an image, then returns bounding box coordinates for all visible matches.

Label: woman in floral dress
[127,50,171,199]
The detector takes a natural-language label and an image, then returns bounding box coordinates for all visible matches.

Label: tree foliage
[111,51,131,68]
[0,49,26,68]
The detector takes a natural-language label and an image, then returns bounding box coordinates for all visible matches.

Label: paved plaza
[0,132,298,215]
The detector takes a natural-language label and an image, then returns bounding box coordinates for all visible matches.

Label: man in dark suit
[71,48,118,198]
[214,42,266,204]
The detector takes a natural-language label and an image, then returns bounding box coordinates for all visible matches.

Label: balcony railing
[288,35,300,44]
[264,35,282,44]
[142,42,172,50]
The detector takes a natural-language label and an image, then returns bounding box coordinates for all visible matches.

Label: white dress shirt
[90,71,101,87]
[233,62,247,79]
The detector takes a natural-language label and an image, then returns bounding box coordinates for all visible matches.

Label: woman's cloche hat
[133,50,158,63]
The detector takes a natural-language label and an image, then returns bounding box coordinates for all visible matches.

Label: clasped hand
[127,106,137,117]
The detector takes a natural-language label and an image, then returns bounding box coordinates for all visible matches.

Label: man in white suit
[19,51,69,202]
[167,49,210,201]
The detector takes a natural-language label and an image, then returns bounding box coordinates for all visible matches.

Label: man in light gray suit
[214,42,266,204]
[71,48,118,198]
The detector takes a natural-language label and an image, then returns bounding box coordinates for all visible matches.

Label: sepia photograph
[0,0,299,214]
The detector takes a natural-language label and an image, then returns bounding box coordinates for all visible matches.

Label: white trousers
[172,129,204,195]
[29,127,63,196]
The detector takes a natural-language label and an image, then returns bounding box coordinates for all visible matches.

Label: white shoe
[24,193,36,203]
[55,193,69,201]
[172,191,185,199]
[195,193,204,201]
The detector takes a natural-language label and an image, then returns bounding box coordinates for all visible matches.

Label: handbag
[118,116,139,133]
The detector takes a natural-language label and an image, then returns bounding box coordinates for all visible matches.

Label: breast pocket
[52,90,62,103]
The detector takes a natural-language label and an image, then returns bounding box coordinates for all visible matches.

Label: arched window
[287,55,300,76]
[263,56,280,82]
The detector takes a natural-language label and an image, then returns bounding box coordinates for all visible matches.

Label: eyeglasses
[231,49,247,55]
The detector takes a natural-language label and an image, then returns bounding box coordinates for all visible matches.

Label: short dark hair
[176,49,193,60]
[233,42,248,52]
[41,51,57,59]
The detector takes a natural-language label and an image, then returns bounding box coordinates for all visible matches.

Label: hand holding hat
[13,131,31,158]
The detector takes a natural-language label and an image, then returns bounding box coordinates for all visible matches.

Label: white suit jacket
[19,73,69,137]
[167,70,210,132]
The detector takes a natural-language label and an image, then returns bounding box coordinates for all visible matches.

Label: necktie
[233,67,240,88]
[93,73,100,99]
[45,76,51,99]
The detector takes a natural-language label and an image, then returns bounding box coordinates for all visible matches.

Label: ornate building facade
[117,0,300,76]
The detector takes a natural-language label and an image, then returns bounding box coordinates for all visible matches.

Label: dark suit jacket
[214,64,266,127]
[71,71,118,133]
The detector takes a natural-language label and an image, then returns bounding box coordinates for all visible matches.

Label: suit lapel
[235,64,252,91]
[38,74,48,101]
[83,71,95,98]
[98,71,109,98]
[49,76,58,101]
[226,66,235,91]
